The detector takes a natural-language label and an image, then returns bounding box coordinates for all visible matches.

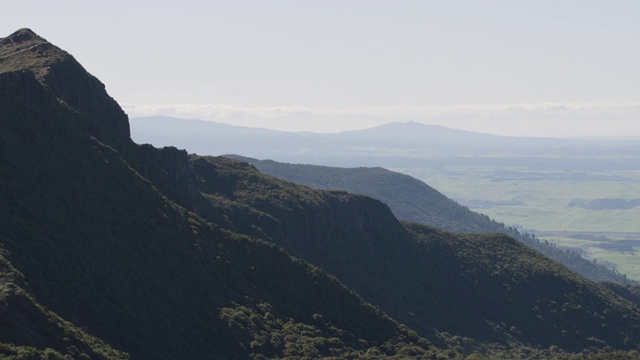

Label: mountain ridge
[227,155,634,285]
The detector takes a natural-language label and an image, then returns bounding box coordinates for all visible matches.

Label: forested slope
[183,155,640,353]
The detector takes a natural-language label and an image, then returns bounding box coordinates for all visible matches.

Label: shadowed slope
[170,155,640,352]
[227,155,633,285]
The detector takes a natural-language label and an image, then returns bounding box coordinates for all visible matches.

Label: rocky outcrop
[0,28,130,147]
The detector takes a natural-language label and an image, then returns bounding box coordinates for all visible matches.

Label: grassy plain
[408,168,640,232]
[395,160,640,280]
[540,235,640,280]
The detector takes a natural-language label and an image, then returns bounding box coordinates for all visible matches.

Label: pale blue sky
[3,1,640,137]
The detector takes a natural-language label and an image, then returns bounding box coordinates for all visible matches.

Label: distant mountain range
[3,28,640,359]
[129,115,529,159]
[130,115,640,170]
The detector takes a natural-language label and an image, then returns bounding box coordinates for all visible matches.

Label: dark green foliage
[0,255,128,359]
[599,283,640,307]
[405,223,640,352]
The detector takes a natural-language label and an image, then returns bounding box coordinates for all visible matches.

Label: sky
[3,0,640,137]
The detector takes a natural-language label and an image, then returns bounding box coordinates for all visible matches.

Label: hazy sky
[3,1,640,137]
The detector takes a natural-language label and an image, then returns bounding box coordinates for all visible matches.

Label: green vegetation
[0,255,128,359]
[173,154,640,353]
[540,235,640,281]
[409,168,640,233]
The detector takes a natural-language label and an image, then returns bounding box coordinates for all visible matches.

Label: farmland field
[395,157,640,280]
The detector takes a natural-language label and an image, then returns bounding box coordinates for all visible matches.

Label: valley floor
[396,161,640,281]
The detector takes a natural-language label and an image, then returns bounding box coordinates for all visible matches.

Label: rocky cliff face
[0,28,130,146]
